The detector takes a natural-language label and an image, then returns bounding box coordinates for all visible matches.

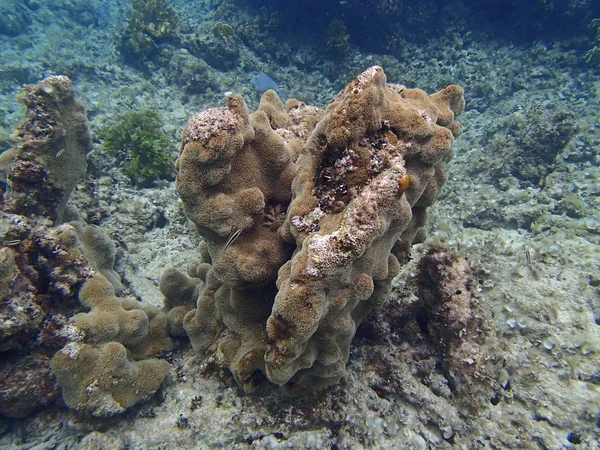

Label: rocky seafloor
[0,0,599,448]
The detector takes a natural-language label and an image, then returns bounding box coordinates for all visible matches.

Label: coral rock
[417,247,494,413]
[6,76,92,224]
[0,354,59,418]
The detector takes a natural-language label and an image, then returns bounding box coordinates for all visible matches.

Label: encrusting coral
[173,66,465,392]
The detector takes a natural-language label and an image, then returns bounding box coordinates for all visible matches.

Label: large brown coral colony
[175,66,464,392]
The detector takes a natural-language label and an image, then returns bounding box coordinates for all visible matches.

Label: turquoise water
[0,1,599,448]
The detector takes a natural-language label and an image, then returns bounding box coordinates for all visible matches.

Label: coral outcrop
[585,18,600,65]
[5,76,92,224]
[468,100,578,190]
[0,206,159,418]
[51,274,171,417]
[0,212,93,418]
[267,67,464,389]
[0,76,172,418]
[176,89,309,390]
[0,0,31,37]
[174,66,464,391]
[185,22,241,71]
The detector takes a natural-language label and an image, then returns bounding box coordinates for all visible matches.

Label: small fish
[250,73,287,100]
[224,228,243,250]
[2,240,21,246]
[56,148,65,158]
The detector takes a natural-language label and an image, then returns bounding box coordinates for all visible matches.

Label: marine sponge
[175,67,464,392]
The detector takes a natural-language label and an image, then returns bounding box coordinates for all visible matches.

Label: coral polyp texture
[174,66,464,392]
[51,274,171,417]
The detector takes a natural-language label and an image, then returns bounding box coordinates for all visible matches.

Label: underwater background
[0,0,599,448]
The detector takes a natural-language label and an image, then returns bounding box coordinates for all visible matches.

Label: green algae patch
[101,110,174,185]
